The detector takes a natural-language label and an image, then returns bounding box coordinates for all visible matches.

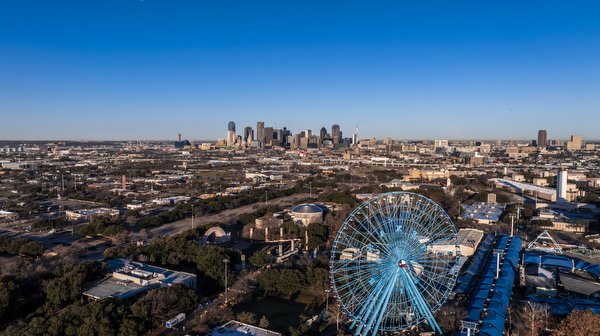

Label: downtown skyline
[2,1,600,140]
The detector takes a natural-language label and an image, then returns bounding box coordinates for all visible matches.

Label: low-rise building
[83,259,196,300]
[65,208,119,221]
[460,202,506,225]
[207,320,281,336]
[428,228,484,257]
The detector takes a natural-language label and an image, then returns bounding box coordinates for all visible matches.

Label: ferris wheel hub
[399,260,407,268]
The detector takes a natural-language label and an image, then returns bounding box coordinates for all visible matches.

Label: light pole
[494,249,503,279]
[510,214,515,237]
[325,289,331,312]
[191,204,194,230]
[223,259,229,304]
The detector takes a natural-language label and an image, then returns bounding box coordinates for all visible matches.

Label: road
[135,193,311,240]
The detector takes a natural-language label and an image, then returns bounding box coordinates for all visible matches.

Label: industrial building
[83,259,196,300]
[490,178,557,202]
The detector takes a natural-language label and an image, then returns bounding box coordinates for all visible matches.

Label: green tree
[196,246,233,287]
[249,250,273,268]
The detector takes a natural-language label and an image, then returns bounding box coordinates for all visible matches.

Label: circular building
[290,203,324,227]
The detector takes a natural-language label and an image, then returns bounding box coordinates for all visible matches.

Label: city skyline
[2,2,600,140]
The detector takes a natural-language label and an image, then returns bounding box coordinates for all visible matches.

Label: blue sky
[1,1,600,140]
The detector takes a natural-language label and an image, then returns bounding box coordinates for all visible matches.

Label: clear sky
[1,1,600,141]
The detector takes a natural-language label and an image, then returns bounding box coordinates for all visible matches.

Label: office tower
[227,121,236,146]
[332,124,341,145]
[566,135,582,150]
[264,127,273,147]
[257,122,265,147]
[352,125,358,145]
[319,127,327,144]
[305,129,312,138]
[281,127,291,147]
[557,170,568,203]
[537,130,547,148]
[243,126,253,143]
[273,128,283,147]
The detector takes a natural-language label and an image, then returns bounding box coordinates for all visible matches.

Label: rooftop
[291,203,323,214]
[83,259,196,300]
[461,202,506,222]
[207,320,281,336]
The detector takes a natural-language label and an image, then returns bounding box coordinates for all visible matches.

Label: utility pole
[223,259,229,304]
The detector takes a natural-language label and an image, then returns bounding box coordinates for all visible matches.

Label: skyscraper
[537,130,547,148]
[332,124,341,145]
[227,121,236,146]
[243,126,253,143]
[319,127,327,145]
[257,122,265,147]
[264,126,273,147]
[557,170,568,203]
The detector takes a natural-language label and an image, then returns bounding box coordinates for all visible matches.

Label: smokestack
[121,175,126,190]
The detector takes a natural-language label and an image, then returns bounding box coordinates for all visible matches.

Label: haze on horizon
[1,1,600,141]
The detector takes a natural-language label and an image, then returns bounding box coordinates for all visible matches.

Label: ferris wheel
[329,192,459,335]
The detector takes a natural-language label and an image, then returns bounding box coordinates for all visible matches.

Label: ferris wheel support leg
[350,273,390,332]
[368,271,398,336]
[351,273,391,335]
[400,269,444,335]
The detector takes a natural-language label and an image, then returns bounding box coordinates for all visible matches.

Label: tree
[18,240,45,257]
[553,309,600,336]
[249,250,273,268]
[259,315,270,329]
[196,246,233,288]
[44,261,105,311]
[236,311,257,325]
[515,303,546,336]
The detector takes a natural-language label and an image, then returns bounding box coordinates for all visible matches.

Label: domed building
[290,203,324,227]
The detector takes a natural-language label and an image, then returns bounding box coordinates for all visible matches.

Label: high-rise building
[226,121,236,146]
[566,135,582,151]
[556,170,568,203]
[257,122,265,147]
[264,127,273,147]
[537,130,547,148]
[243,126,253,143]
[319,127,327,144]
[332,124,341,145]
[281,127,291,147]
